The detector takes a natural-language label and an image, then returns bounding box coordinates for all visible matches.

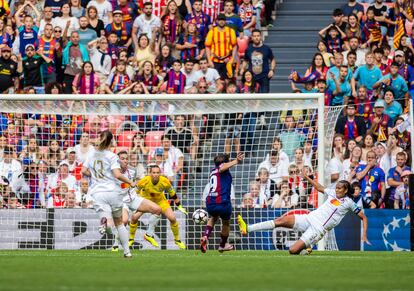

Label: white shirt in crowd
[0,159,23,193]
[256,159,289,184]
[84,149,121,194]
[166,146,184,173]
[53,16,80,37]
[90,47,112,76]
[194,68,221,91]
[264,150,290,165]
[46,173,77,193]
[326,157,344,182]
[133,14,161,40]
[87,0,113,26]
[307,188,360,231]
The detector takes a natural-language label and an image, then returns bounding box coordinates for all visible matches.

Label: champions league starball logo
[381,214,411,251]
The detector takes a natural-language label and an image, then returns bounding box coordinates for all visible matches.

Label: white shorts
[123,195,145,213]
[93,191,125,218]
[293,214,326,247]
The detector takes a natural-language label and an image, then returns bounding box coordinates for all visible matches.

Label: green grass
[0,250,413,291]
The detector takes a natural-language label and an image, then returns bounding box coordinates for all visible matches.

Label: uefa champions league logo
[381,214,411,251]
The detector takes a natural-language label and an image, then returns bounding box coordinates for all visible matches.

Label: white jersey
[307,189,361,231]
[120,167,137,203]
[84,150,121,194]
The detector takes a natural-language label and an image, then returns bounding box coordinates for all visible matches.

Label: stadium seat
[145,130,164,151]
[117,130,138,147]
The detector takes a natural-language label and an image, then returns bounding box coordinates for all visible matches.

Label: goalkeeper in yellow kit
[129,164,187,249]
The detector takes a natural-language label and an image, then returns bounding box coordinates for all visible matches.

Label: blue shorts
[206,202,232,221]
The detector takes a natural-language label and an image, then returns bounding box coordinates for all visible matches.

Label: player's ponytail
[338,180,353,198]
[97,130,113,151]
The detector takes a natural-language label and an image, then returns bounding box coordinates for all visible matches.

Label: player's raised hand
[236,152,245,162]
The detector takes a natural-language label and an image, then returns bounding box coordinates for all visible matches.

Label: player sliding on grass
[129,164,187,249]
[238,174,370,255]
[81,131,141,258]
[200,152,245,253]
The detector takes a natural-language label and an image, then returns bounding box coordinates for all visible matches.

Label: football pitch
[0,250,412,291]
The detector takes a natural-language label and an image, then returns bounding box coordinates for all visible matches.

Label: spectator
[161,0,183,45]
[74,132,95,164]
[342,1,364,21]
[351,181,376,209]
[132,1,161,44]
[105,10,132,47]
[185,0,211,39]
[343,37,366,67]
[180,58,199,91]
[0,46,19,93]
[256,167,277,207]
[105,60,131,93]
[153,147,175,181]
[72,61,100,94]
[54,3,80,37]
[21,44,52,93]
[394,170,411,209]
[165,59,186,93]
[115,0,139,25]
[367,99,393,142]
[194,58,221,93]
[271,180,298,209]
[355,150,386,206]
[383,88,403,123]
[335,103,367,142]
[317,40,334,67]
[387,151,410,208]
[160,134,184,189]
[244,180,260,207]
[65,191,80,208]
[46,181,68,208]
[318,23,346,54]
[374,61,409,106]
[256,150,288,185]
[69,0,85,18]
[164,115,198,160]
[76,178,93,207]
[205,13,237,79]
[88,37,112,86]
[279,116,305,158]
[351,52,382,95]
[38,23,59,84]
[62,31,90,93]
[327,66,352,106]
[87,0,113,26]
[242,29,275,93]
[86,5,105,37]
[176,23,204,61]
[78,16,97,46]
[0,146,23,194]
[343,144,363,181]
[241,192,254,208]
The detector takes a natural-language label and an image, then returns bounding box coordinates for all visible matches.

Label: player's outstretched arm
[219,152,245,173]
[302,173,325,193]
[112,168,135,187]
[357,211,370,245]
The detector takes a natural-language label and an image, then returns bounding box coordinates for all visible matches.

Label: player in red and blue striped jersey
[200,152,244,253]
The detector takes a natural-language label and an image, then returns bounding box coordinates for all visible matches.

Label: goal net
[0,94,342,251]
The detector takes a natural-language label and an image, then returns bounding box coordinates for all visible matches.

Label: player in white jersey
[237,174,370,255]
[82,131,160,258]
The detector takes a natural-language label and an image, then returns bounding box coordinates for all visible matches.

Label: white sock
[116,224,130,255]
[248,220,275,232]
[146,214,161,237]
[112,233,119,248]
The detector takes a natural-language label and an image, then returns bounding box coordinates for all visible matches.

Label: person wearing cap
[374,62,409,107]
[105,9,132,47]
[21,43,52,93]
[46,160,77,196]
[335,102,366,142]
[205,12,237,79]
[394,169,411,209]
[367,98,393,142]
[387,151,411,208]
[114,0,139,25]
[393,49,408,80]
[153,147,174,181]
[0,45,19,93]
[374,141,390,177]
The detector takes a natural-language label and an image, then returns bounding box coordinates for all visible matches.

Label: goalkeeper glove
[176,204,188,215]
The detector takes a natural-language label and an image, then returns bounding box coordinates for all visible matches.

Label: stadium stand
[0,0,413,214]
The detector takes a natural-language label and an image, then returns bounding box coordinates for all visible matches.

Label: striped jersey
[205,26,237,63]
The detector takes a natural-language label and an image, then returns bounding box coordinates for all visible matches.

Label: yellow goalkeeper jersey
[136,175,175,202]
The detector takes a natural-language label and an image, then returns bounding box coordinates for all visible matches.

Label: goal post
[0,93,342,251]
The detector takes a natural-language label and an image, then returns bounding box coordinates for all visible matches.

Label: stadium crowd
[0,0,412,212]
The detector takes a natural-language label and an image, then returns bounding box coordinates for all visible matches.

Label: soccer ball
[192,209,208,225]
